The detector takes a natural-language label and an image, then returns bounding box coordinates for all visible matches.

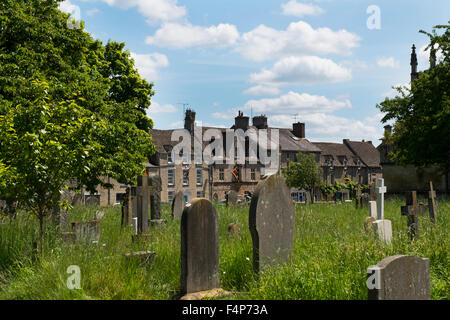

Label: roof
[344,140,381,168]
[312,142,360,167]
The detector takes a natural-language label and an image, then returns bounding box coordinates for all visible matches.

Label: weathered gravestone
[180,198,219,294]
[226,190,238,207]
[149,175,162,220]
[131,217,138,235]
[94,210,105,220]
[249,175,295,273]
[369,201,377,219]
[136,175,150,234]
[71,221,100,243]
[172,191,185,219]
[367,255,430,300]
[401,191,428,240]
[372,178,392,244]
[428,181,437,223]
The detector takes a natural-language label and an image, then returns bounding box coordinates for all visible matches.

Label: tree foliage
[377,23,450,173]
[0,1,156,250]
[283,152,322,192]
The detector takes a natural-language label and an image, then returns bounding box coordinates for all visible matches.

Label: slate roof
[344,140,381,168]
[312,142,360,167]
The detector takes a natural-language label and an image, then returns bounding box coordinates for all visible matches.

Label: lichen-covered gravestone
[172,191,185,219]
[367,255,430,300]
[149,175,162,220]
[180,198,219,294]
[249,174,295,273]
[71,221,100,243]
[226,190,238,207]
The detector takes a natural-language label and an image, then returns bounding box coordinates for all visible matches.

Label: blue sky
[59,0,449,144]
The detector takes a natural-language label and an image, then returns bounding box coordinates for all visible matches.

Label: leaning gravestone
[172,191,185,219]
[249,174,295,273]
[180,198,219,294]
[136,175,149,234]
[149,175,162,220]
[367,255,430,300]
[226,190,238,207]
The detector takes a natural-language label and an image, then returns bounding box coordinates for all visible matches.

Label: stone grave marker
[372,178,392,244]
[172,191,185,219]
[131,217,138,235]
[355,184,362,208]
[149,175,162,220]
[71,221,100,243]
[226,190,238,207]
[428,181,437,223]
[94,210,105,220]
[180,198,219,294]
[369,201,377,219]
[136,175,149,234]
[249,174,295,273]
[367,255,430,300]
[401,191,428,240]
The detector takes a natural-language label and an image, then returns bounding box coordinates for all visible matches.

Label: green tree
[283,152,322,202]
[0,1,156,251]
[377,24,450,174]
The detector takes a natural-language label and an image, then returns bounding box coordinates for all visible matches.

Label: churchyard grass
[0,199,448,300]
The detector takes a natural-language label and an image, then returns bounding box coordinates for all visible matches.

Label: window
[168,150,173,163]
[115,193,126,205]
[183,168,189,185]
[182,152,190,164]
[197,190,204,198]
[197,168,202,185]
[251,168,256,180]
[219,169,224,181]
[168,191,174,202]
[168,168,175,186]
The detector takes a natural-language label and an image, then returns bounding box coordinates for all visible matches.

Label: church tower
[410,44,418,81]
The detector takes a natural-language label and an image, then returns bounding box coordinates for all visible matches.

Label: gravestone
[226,190,238,206]
[94,210,105,220]
[71,221,100,243]
[367,255,430,300]
[121,187,131,228]
[369,201,377,219]
[372,179,392,244]
[180,198,219,294]
[149,175,162,220]
[401,191,428,240]
[172,191,185,219]
[136,175,150,234]
[124,251,156,267]
[249,175,295,273]
[355,185,362,208]
[131,217,138,235]
[428,181,437,223]
[364,216,376,232]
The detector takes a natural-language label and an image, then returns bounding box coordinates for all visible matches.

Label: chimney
[252,115,268,129]
[184,109,196,134]
[384,125,392,135]
[292,122,305,139]
[234,111,249,130]
[410,44,418,81]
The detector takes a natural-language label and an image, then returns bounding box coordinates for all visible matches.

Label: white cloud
[213,91,351,119]
[236,21,360,62]
[249,56,352,87]
[269,112,384,143]
[417,44,444,70]
[130,52,169,81]
[243,85,281,96]
[59,0,78,14]
[148,101,178,114]
[376,57,399,68]
[381,82,410,99]
[85,0,186,24]
[146,23,240,48]
[281,0,324,17]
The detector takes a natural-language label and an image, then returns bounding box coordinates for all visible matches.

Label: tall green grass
[0,199,448,300]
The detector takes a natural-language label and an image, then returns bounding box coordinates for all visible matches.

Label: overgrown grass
[0,199,448,300]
